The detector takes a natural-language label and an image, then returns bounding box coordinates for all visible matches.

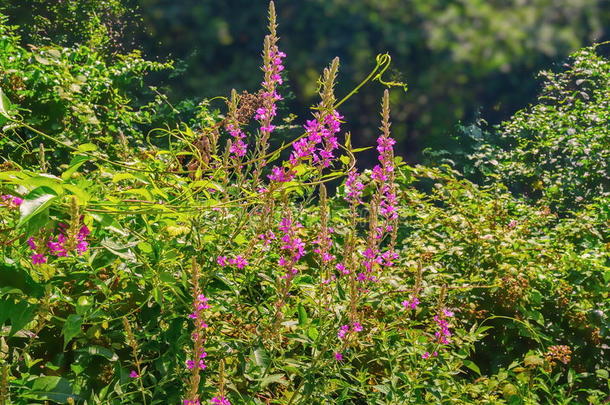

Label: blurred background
[1,0,608,164]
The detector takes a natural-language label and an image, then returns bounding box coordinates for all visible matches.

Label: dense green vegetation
[1,0,608,158]
[0,1,608,404]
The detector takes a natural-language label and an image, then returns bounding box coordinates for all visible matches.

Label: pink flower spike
[217,256,228,266]
[31,254,47,265]
[211,397,231,405]
[442,309,455,317]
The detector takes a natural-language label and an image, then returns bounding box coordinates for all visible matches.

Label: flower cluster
[402,296,420,310]
[267,166,295,183]
[210,397,231,405]
[256,2,285,140]
[217,255,248,269]
[26,225,90,265]
[344,169,364,205]
[357,246,398,282]
[337,322,363,340]
[433,309,454,345]
[226,123,248,158]
[267,58,340,184]
[278,216,305,279]
[313,229,334,263]
[258,230,276,247]
[1,194,23,209]
[335,263,350,275]
[421,351,438,359]
[290,110,343,169]
[371,95,398,223]
[186,294,210,371]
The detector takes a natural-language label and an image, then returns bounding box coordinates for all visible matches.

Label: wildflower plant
[0,2,608,405]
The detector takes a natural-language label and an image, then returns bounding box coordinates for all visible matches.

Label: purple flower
[211,397,231,405]
[434,314,453,345]
[31,253,47,265]
[344,169,364,204]
[228,255,248,269]
[334,352,344,361]
[277,215,306,279]
[402,297,420,310]
[337,324,350,340]
[336,263,350,275]
[129,370,139,378]
[289,110,343,169]
[421,352,431,359]
[1,194,23,209]
[267,166,295,183]
[256,36,285,137]
[217,256,228,266]
[186,294,210,371]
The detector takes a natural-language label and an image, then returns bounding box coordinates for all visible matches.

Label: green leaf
[62,155,90,180]
[0,262,44,298]
[0,87,12,119]
[62,314,83,349]
[297,303,308,327]
[260,374,287,388]
[18,187,58,228]
[63,184,91,204]
[76,295,93,316]
[463,360,481,376]
[77,345,119,362]
[253,346,270,369]
[152,287,163,305]
[24,376,78,403]
[77,143,98,152]
[0,299,37,336]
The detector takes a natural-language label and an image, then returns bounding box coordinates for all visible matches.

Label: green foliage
[464,45,610,212]
[6,0,607,156]
[0,3,609,405]
[0,14,176,165]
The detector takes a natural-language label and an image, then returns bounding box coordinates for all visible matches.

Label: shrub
[0,2,608,405]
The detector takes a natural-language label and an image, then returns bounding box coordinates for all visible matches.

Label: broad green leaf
[463,360,481,376]
[62,314,83,349]
[253,346,270,369]
[62,155,91,180]
[18,187,58,227]
[260,374,287,388]
[297,303,308,327]
[0,299,37,336]
[0,87,12,119]
[77,345,119,362]
[77,143,98,152]
[24,376,78,403]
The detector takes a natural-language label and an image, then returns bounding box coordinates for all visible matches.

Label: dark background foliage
[2,0,608,163]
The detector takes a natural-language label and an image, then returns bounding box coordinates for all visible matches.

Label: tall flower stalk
[268,57,342,183]
[253,1,285,184]
[184,259,210,405]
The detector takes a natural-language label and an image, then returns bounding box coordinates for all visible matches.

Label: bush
[463,45,610,213]
[0,2,608,404]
